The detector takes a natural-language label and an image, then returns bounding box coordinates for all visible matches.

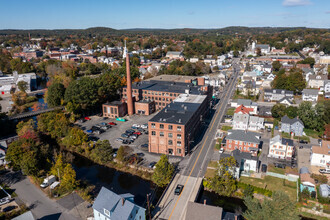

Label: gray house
[93,187,146,220]
[264,89,294,102]
[281,116,304,136]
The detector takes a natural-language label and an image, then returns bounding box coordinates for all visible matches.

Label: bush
[237,182,272,197]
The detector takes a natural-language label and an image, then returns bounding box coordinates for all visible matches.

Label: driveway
[1,172,79,220]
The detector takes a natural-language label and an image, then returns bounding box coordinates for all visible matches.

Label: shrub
[237,182,272,197]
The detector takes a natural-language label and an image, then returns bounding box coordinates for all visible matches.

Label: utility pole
[147,193,151,220]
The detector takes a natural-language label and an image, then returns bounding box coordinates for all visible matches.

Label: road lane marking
[167,71,238,220]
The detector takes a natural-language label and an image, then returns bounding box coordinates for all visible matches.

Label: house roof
[270,135,293,146]
[278,97,293,104]
[264,89,294,95]
[281,116,304,126]
[233,113,249,124]
[303,89,319,96]
[300,173,315,186]
[312,140,330,155]
[166,51,182,56]
[92,187,145,220]
[226,130,260,144]
[309,75,327,80]
[300,166,309,174]
[221,149,258,165]
[255,44,270,50]
[235,105,254,114]
[249,116,264,124]
[235,99,257,106]
[12,211,35,220]
[185,201,223,220]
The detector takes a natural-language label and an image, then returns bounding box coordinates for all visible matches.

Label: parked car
[261,164,267,172]
[274,163,286,169]
[131,126,138,130]
[141,124,148,129]
[86,129,93,134]
[267,127,271,132]
[141,144,148,149]
[299,140,308,144]
[84,117,91,121]
[109,122,117,125]
[132,124,140,128]
[94,129,104,135]
[100,122,107,126]
[144,130,149,135]
[319,169,330,174]
[126,129,135,134]
[219,148,224,154]
[3,205,17,212]
[0,197,10,206]
[78,118,86,123]
[88,136,99,142]
[174,184,184,195]
[148,162,156,169]
[134,132,142,136]
[137,128,145,132]
[299,146,304,149]
[121,133,129,138]
[116,138,124,143]
[130,134,138,139]
[113,152,117,158]
[136,153,144,157]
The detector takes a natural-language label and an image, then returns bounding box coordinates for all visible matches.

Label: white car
[132,124,140,128]
[141,124,148,129]
[219,148,224,154]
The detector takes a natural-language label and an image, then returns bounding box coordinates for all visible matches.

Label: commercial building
[122,79,212,111]
[102,101,127,118]
[148,94,209,157]
[134,100,155,115]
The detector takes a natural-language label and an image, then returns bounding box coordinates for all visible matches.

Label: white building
[268,135,294,160]
[311,141,330,168]
[302,89,319,102]
[0,71,37,94]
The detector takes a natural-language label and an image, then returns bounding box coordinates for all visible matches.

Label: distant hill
[0,26,328,37]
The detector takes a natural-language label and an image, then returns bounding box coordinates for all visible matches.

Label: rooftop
[312,140,330,155]
[303,89,319,95]
[226,130,260,144]
[281,116,304,126]
[185,201,223,220]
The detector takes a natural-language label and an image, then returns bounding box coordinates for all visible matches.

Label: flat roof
[149,95,206,125]
[173,94,207,104]
[104,100,124,106]
[145,75,197,83]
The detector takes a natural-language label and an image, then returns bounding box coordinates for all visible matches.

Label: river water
[72,153,161,207]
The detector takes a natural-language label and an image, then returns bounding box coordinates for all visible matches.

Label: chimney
[122,198,125,206]
[126,53,134,116]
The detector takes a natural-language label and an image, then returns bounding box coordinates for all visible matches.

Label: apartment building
[223,130,261,156]
[148,94,208,157]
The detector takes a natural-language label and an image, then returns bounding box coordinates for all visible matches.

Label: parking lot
[75,114,182,167]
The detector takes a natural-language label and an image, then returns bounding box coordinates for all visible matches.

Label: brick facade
[102,101,127,118]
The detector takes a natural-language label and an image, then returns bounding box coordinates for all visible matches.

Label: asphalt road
[155,59,241,220]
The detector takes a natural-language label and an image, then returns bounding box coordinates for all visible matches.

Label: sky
[0,0,329,29]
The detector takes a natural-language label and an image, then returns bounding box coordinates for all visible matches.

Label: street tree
[152,155,175,187]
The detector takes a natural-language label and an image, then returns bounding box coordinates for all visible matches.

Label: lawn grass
[268,164,286,175]
[205,168,216,178]
[208,161,219,168]
[304,128,322,139]
[226,108,235,116]
[240,175,297,201]
[222,125,232,131]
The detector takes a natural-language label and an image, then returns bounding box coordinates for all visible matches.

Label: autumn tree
[17,81,28,93]
[152,155,175,187]
[61,164,77,191]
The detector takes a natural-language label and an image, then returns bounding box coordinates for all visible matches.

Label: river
[71,153,161,207]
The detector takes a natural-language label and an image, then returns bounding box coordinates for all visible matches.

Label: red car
[84,117,91,120]
[109,122,117,125]
[133,132,142,135]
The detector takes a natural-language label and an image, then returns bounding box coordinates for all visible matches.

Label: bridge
[9,106,64,120]
[153,60,241,220]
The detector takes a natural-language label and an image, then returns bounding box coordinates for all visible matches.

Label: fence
[266,171,299,182]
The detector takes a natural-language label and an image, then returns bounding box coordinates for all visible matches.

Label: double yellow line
[167,69,238,220]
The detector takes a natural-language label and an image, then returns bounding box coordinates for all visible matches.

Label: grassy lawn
[268,165,286,175]
[282,132,291,139]
[304,128,322,139]
[214,138,222,150]
[208,161,219,168]
[222,125,232,131]
[226,108,235,116]
[240,176,297,201]
[293,135,310,142]
[205,168,216,178]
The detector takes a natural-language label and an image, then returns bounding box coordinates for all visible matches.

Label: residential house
[302,68,314,82]
[232,113,249,130]
[253,43,270,54]
[248,116,265,131]
[278,97,293,106]
[302,89,319,102]
[204,58,216,66]
[221,149,259,177]
[166,51,183,60]
[281,116,304,136]
[308,75,327,89]
[232,106,264,131]
[189,57,199,63]
[230,99,258,115]
[310,140,330,168]
[268,135,294,160]
[224,130,261,156]
[264,89,294,102]
[299,167,316,193]
[93,187,146,220]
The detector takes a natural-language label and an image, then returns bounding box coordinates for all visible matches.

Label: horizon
[0,0,329,29]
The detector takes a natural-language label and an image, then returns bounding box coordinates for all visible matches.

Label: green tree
[271,104,287,119]
[17,81,28,93]
[116,146,127,162]
[243,184,254,198]
[62,127,88,147]
[285,106,298,119]
[92,140,113,164]
[207,156,237,196]
[298,57,315,68]
[47,82,65,107]
[244,191,299,220]
[272,61,282,72]
[51,154,66,179]
[152,155,175,187]
[298,102,317,130]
